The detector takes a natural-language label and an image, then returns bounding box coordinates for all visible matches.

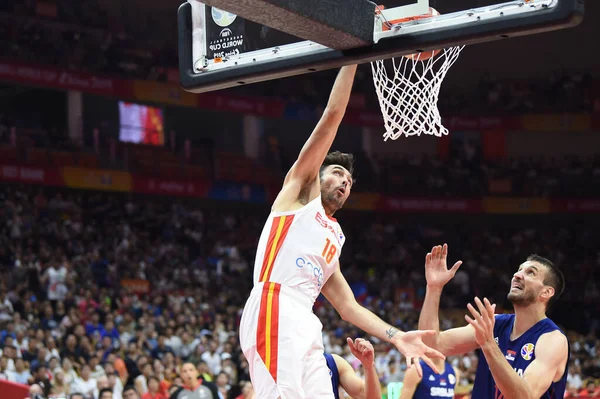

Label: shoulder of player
[200,379,220,396]
[535,330,568,355]
[272,176,320,212]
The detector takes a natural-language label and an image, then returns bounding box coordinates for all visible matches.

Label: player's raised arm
[322,264,445,377]
[336,338,382,399]
[417,245,479,357]
[273,65,357,211]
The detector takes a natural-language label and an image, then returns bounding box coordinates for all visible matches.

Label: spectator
[175,363,218,399]
[214,372,230,399]
[99,387,114,399]
[27,384,45,399]
[71,363,98,399]
[141,375,166,399]
[123,385,141,399]
[30,364,52,398]
[200,341,221,376]
[0,290,14,324]
[135,361,153,395]
[51,370,71,398]
[7,357,31,384]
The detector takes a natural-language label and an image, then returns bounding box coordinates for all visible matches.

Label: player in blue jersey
[418,244,568,399]
[399,358,459,399]
[324,337,382,399]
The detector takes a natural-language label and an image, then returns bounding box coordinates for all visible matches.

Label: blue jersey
[324,353,340,399]
[471,314,569,399]
[413,360,456,398]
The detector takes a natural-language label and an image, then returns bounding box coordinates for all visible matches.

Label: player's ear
[540,285,555,302]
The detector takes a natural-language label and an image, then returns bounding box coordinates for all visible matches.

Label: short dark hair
[527,254,565,310]
[147,375,160,385]
[99,388,113,398]
[320,151,354,178]
[122,385,137,395]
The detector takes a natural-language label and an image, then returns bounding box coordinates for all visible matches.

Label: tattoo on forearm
[386,327,399,340]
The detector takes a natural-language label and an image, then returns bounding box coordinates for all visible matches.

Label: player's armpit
[438,324,480,357]
[522,331,569,399]
[334,354,365,399]
[399,364,421,399]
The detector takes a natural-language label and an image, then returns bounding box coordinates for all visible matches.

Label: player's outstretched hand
[394,330,446,377]
[465,297,497,348]
[347,337,375,366]
[425,243,463,289]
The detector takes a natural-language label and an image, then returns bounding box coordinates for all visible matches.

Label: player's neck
[511,305,547,339]
[322,201,338,218]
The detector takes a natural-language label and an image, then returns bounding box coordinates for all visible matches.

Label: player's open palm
[395,330,446,377]
[425,243,462,288]
[347,337,375,366]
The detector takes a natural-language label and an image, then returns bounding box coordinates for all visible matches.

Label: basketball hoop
[371,46,464,140]
[371,7,464,140]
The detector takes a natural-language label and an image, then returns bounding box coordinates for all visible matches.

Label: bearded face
[507,261,548,307]
[320,165,353,212]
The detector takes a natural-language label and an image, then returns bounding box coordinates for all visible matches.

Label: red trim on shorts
[256,282,281,383]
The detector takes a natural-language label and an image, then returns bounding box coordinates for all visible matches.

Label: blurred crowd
[0,1,177,81]
[0,184,598,399]
[371,142,600,197]
[2,120,600,198]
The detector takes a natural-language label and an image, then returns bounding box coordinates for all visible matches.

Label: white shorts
[239,282,334,399]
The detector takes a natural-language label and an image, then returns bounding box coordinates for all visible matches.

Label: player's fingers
[431,246,437,258]
[347,337,356,349]
[414,358,424,378]
[426,253,431,265]
[484,297,494,315]
[466,303,480,320]
[424,345,445,360]
[421,354,440,374]
[474,297,488,320]
[450,260,463,274]
[465,314,478,328]
[442,243,448,258]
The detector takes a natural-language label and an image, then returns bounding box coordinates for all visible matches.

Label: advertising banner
[0,164,63,186]
[0,61,130,97]
[62,167,132,192]
[132,176,209,198]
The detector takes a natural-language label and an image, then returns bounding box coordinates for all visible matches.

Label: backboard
[178,0,584,93]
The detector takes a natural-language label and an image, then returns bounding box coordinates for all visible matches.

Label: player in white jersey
[238,65,445,399]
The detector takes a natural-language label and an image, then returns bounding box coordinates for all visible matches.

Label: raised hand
[465,297,497,348]
[425,244,463,289]
[393,330,446,377]
[347,337,375,366]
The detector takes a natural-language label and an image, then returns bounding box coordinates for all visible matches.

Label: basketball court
[178,0,583,139]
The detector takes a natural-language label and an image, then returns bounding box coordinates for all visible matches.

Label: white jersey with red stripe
[253,195,345,304]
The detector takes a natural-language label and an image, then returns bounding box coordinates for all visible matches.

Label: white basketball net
[371,46,464,140]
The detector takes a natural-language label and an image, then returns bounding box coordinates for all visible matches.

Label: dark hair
[98,388,113,398]
[527,254,565,310]
[122,385,137,395]
[147,375,160,385]
[320,151,354,179]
